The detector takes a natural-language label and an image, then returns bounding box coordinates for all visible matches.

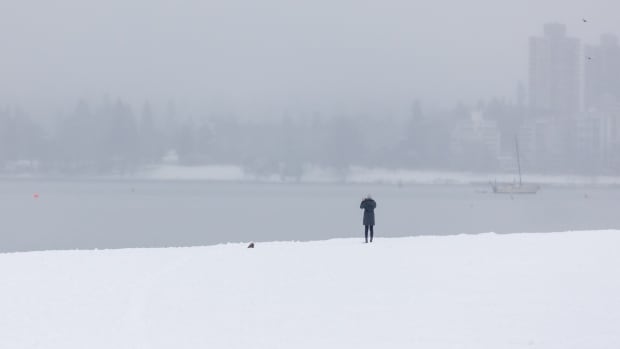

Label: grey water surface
[1,179,618,252]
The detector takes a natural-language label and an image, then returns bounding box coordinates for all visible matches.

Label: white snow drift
[1,230,619,348]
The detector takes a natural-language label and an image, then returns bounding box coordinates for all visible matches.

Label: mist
[2,1,620,176]
[3,4,620,347]
[1,0,619,116]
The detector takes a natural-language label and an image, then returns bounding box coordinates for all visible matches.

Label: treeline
[0,97,603,176]
[0,98,446,176]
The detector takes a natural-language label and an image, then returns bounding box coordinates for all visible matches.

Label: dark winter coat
[360,198,376,226]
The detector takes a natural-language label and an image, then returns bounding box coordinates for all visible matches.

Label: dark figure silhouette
[360,196,377,243]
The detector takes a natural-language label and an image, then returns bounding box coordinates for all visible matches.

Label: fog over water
[2,1,620,252]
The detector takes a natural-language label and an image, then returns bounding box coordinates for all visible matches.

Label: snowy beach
[1,230,618,348]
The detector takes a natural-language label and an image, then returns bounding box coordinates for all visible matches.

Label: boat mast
[515,136,522,186]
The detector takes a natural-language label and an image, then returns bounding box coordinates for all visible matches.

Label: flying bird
[582,18,588,23]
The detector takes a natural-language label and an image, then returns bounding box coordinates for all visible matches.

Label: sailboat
[492,137,540,194]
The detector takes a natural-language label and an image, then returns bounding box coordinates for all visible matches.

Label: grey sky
[1,0,619,117]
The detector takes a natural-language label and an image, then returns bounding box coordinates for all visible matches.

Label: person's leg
[364,225,369,243]
[370,225,374,242]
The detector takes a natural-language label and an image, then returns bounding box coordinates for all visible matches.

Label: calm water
[1,179,618,252]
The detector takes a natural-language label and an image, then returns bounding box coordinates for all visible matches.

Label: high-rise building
[584,34,620,110]
[529,23,580,115]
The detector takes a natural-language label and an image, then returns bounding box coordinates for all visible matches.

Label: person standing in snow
[360,195,377,243]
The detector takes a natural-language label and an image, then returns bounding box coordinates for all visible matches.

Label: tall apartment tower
[584,34,620,110]
[529,23,580,115]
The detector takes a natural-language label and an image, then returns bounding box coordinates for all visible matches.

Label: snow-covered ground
[131,164,620,186]
[1,230,619,348]
[6,164,620,187]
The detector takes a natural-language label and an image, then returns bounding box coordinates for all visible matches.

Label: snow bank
[8,164,620,187]
[128,164,620,186]
[1,230,619,348]
[137,164,246,181]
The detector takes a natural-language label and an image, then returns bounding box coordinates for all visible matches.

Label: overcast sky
[1,0,619,118]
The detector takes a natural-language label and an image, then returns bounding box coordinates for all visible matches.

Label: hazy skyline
[2,0,619,117]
